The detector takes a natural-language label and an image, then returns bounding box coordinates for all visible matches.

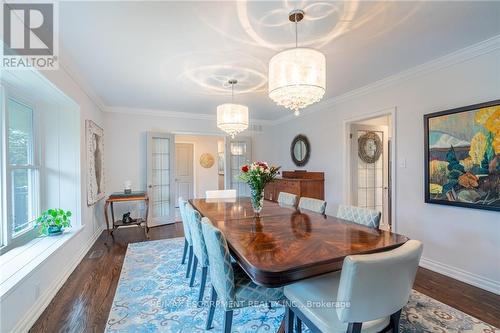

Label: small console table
[104,191,149,243]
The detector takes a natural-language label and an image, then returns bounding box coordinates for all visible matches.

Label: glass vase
[250,188,264,216]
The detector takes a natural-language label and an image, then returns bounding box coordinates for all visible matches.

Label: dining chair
[278,192,298,207]
[185,203,209,306]
[336,205,381,229]
[284,240,423,333]
[298,197,327,214]
[206,189,237,199]
[201,217,286,333]
[178,197,193,278]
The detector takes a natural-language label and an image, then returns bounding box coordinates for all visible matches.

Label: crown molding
[103,106,274,126]
[270,34,500,126]
[58,47,107,112]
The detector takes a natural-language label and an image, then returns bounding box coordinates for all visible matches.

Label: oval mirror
[291,134,310,166]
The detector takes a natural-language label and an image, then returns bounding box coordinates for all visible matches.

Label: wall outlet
[400,158,407,168]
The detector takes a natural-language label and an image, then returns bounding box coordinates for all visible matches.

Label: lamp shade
[268,47,326,115]
[216,103,249,138]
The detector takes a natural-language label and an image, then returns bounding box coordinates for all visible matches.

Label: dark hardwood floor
[30,224,500,332]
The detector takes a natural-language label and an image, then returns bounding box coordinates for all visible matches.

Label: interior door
[147,132,175,226]
[225,137,252,197]
[350,124,390,230]
[174,143,194,202]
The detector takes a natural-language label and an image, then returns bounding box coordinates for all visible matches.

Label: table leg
[144,197,150,240]
[104,201,111,244]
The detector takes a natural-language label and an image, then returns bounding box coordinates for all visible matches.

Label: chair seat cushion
[230,263,285,309]
[284,272,390,333]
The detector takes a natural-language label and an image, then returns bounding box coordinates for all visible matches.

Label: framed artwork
[86,120,105,206]
[424,100,499,211]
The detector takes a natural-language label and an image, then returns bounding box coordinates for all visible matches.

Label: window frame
[1,86,41,253]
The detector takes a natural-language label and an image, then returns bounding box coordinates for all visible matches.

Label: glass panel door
[147,132,175,226]
[225,137,252,197]
[350,124,389,229]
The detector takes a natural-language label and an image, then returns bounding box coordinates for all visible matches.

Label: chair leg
[181,239,188,264]
[197,266,208,306]
[190,256,198,287]
[206,286,217,330]
[347,322,362,333]
[296,317,302,333]
[285,306,295,333]
[186,246,193,278]
[390,309,402,333]
[223,310,233,333]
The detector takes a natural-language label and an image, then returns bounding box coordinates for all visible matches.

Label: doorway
[346,114,393,231]
[173,134,225,218]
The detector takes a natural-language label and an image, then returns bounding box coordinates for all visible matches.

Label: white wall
[254,47,500,293]
[104,111,225,193]
[0,62,106,332]
[175,135,221,198]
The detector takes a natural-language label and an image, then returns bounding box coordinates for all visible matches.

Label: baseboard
[420,257,500,295]
[12,224,105,333]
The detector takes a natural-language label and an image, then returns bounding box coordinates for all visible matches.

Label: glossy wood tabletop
[190,197,409,287]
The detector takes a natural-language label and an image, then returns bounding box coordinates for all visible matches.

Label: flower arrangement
[238,162,280,214]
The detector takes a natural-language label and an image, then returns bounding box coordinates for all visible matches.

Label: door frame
[342,107,397,232]
[146,132,175,226]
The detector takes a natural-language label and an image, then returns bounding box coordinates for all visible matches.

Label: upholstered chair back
[185,203,209,266]
[336,240,423,323]
[178,197,191,243]
[277,192,298,207]
[337,204,381,229]
[201,217,236,308]
[298,197,327,214]
[206,189,237,199]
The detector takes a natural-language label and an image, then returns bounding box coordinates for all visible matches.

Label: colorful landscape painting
[424,100,500,211]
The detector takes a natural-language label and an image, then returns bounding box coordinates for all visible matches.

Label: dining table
[190,197,409,333]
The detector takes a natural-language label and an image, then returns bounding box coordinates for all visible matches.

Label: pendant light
[268,9,326,116]
[217,79,249,138]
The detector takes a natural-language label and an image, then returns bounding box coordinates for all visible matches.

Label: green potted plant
[36,209,72,236]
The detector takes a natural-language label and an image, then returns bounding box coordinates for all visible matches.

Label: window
[1,94,39,251]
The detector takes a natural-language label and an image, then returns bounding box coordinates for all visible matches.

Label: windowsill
[0,225,84,299]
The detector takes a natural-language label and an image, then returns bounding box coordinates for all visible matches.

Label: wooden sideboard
[264,171,324,202]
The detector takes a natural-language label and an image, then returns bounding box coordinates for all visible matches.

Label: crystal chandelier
[268,9,326,116]
[217,79,249,138]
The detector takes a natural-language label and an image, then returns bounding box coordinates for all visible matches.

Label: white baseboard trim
[420,257,500,295]
[12,224,105,333]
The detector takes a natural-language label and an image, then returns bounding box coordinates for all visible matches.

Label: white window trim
[1,86,41,254]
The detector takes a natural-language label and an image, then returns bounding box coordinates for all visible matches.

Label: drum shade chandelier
[268,9,326,116]
[217,79,249,138]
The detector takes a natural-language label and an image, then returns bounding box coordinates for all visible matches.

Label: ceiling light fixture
[268,9,326,116]
[217,79,249,138]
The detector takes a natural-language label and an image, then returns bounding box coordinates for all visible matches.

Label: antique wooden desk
[104,191,149,243]
[190,197,408,332]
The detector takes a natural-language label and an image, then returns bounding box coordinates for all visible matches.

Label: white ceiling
[59,1,500,121]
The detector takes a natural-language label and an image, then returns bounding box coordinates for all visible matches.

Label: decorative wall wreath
[358,131,382,164]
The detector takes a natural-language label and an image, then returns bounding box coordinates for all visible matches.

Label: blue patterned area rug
[106,238,498,333]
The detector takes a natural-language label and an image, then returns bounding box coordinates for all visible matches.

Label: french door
[225,137,252,197]
[350,124,390,229]
[147,132,175,226]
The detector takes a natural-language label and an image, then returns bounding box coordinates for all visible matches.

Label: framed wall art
[424,100,499,211]
[86,120,105,206]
